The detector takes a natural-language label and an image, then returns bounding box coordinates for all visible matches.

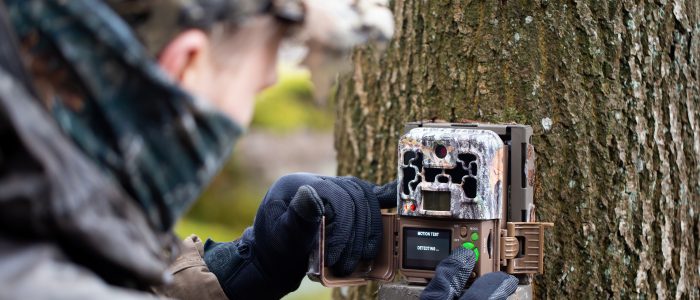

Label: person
[0,0,518,299]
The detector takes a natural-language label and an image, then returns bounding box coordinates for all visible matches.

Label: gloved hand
[421,247,519,300]
[203,173,397,299]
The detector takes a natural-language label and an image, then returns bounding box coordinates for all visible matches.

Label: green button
[461,242,479,261]
[471,232,479,241]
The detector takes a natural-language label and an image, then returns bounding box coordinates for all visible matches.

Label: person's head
[107,0,301,127]
[107,0,394,128]
[157,17,286,127]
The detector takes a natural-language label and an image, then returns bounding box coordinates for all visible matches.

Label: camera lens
[435,144,447,158]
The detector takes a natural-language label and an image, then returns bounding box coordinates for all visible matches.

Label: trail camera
[308,122,553,287]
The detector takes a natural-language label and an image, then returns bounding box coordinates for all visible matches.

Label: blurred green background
[175,66,335,300]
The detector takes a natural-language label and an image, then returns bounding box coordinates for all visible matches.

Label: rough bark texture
[333,0,700,299]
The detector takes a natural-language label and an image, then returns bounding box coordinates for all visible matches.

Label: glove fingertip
[374,180,398,209]
[289,185,324,223]
[494,274,520,299]
[461,272,519,300]
[421,247,475,300]
[451,247,477,270]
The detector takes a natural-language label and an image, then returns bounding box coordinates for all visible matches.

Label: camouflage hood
[6,0,242,231]
[0,0,241,286]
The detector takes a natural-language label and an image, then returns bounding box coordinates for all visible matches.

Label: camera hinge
[500,222,554,274]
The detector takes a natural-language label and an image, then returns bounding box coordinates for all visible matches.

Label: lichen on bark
[333,0,700,299]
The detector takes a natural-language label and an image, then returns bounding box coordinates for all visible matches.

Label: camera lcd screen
[422,191,451,211]
[403,227,452,270]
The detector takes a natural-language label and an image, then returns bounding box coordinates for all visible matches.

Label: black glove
[203,173,397,299]
[421,247,519,300]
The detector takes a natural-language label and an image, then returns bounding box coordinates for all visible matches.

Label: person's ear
[157,29,210,84]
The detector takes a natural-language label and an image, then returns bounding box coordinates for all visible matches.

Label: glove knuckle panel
[269,173,320,199]
[347,186,370,275]
[310,180,356,267]
[364,189,383,261]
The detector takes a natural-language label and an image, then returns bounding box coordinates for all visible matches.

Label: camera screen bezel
[401,227,453,270]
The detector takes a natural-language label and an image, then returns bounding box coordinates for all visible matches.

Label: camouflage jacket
[0,0,240,290]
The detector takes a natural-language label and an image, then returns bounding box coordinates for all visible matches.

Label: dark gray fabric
[459,272,519,300]
[421,246,519,300]
[421,247,476,300]
[487,274,519,300]
[0,237,160,300]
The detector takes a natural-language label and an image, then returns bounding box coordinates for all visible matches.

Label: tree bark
[333,0,700,299]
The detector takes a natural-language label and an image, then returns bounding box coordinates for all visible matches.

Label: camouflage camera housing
[307,122,552,287]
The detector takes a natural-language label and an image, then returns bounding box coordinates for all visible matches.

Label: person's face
[157,16,286,127]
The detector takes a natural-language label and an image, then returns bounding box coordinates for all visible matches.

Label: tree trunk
[333,0,699,299]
